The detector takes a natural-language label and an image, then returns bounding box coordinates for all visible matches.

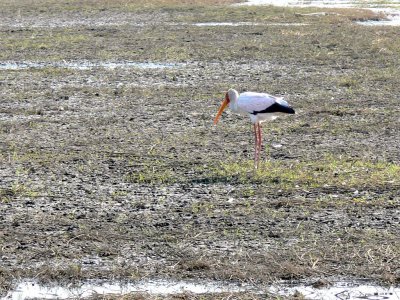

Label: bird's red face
[213,92,230,125]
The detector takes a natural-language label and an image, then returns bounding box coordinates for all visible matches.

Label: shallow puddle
[0,61,180,71]
[356,7,400,26]
[193,22,308,26]
[237,0,400,26]
[238,0,400,7]
[272,280,400,300]
[2,279,251,300]
[193,21,260,26]
[2,279,400,300]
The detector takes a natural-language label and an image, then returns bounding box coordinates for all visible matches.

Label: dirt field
[0,0,399,298]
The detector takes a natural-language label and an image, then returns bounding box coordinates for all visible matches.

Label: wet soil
[0,0,399,298]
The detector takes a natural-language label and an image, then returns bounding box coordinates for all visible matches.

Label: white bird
[213,88,295,169]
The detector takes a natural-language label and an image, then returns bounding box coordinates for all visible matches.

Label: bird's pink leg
[254,123,259,169]
[257,123,262,168]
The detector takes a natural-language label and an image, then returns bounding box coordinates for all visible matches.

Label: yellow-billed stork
[214,88,295,169]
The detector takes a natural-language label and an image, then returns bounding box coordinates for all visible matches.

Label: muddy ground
[0,0,399,298]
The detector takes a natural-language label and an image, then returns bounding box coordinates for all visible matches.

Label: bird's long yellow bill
[213,97,229,125]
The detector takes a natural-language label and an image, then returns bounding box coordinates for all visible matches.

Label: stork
[214,88,295,169]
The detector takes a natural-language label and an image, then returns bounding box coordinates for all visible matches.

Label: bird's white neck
[227,89,239,112]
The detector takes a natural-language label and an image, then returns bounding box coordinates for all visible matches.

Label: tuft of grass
[35,264,84,284]
[338,76,360,88]
[0,182,40,202]
[124,165,176,184]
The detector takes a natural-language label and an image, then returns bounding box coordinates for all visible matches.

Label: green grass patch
[211,156,400,190]
[124,164,176,184]
[0,183,40,202]
[120,154,399,191]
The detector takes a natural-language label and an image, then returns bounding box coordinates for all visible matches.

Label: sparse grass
[0,182,40,202]
[1,0,400,295]
[250,156,400,188]
[0,2,394,62]
[4,33,88,51]
[124,159,177,184]
[119,154,400,194]
[338,75,360,88]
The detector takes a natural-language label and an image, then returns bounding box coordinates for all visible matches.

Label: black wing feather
[253,102,295,115]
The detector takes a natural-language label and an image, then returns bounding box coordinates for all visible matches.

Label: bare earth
[0,0,399,298]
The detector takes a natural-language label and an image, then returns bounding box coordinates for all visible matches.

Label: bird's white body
[227,89,291,123]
